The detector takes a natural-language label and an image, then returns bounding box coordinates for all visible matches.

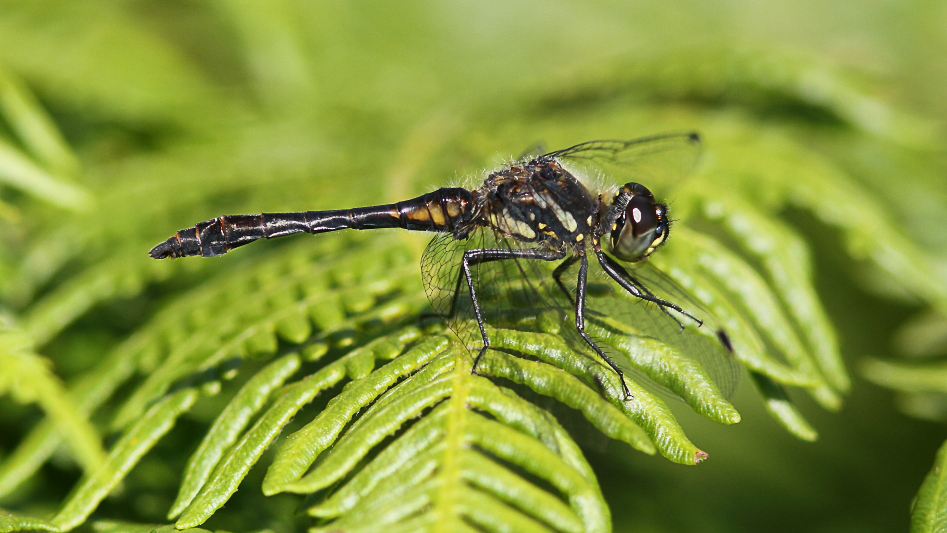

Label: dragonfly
[150,132,720,399]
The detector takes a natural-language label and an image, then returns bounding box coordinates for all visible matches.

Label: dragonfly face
[605,183,670,263]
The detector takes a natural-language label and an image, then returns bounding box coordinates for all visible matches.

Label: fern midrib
[434,344,475,531]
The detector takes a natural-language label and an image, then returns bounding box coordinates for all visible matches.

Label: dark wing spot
[716,329,734,353]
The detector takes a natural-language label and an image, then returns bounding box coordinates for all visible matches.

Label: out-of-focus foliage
[0,1,945,532]
[0,325,105,489]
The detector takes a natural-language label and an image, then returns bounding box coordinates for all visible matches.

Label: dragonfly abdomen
[149,188,475,259]
[394,187,475,234]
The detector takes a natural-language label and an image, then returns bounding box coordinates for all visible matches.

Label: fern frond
[168,352,302,517]
[21,253,162,346]
[0,234,420,499]
[688,189,847,392]
[51,390,198,531]
[0,327,106,482]
[0,67,87,211]
[911,439,947,533]
[174,333,449,528]
[109,237,421,431]
[863,359,947,396]
[251,343,610,533]
[0,328,150,500]
[0,509,57,533]
[0,65,78,176]
[488,329,706,464]
[90,523,214,533]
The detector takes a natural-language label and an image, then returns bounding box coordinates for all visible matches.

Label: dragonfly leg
[595,250,702,327]
[626,271,687,330]
[458,246,566,374]
[573,253,633,399]
[552,255,580,306]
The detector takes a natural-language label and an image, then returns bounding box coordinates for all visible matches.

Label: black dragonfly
[150,132,714,399]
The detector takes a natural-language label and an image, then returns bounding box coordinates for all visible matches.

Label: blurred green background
[1,1,946,532]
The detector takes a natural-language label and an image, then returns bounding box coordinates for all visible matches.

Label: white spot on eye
[632,208,642,224]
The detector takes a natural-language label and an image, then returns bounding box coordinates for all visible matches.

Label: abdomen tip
[149,241,174,259]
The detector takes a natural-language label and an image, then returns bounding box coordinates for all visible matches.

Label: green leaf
[175,334,445,528]
[0,334,144,500]
[912,439,947,533]
[0,129,88,212]
[0,67,87,212]
[0,509,57,533]
[90,522,214,533]
[0,327,106,482]
[0,65,78,176]
[51,389,198,531]
[168,353,302,518]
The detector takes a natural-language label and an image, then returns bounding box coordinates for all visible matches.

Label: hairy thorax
[475,159,600,249]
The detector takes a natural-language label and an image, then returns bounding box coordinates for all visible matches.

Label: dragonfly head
[607,182,670,262]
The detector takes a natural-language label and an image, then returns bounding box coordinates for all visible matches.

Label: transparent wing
[515,142,548,161]
[420,228,571,353]
[647,263,742,399]
[420,226,740,401]
[544,133,702,198]
[577,255,742,399]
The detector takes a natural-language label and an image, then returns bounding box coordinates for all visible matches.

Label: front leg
[596,250,702,327]
[573,253,633,399]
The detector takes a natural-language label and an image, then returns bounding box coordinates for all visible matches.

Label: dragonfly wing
[421,228,572,353]
[587,257,742,399]
[421,227,741,400]
[546,133,702,197]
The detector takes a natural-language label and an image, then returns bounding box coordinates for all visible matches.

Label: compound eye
[609,195,669,262]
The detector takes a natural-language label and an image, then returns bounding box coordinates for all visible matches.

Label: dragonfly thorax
[478,158,599,246]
